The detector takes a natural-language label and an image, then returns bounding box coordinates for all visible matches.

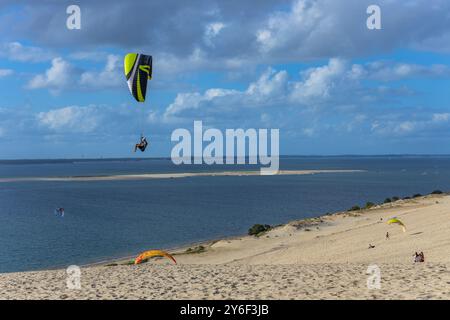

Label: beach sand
[0,169,364,182]
[1,194,449,300]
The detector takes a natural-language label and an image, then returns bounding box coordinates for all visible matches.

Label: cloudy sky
[1,0,450,159]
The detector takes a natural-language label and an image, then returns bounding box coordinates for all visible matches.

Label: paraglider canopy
[134,249,176,265]
[387,218,406,233]
[124,53,152,102]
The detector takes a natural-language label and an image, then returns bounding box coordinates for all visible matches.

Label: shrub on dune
[365,202,375,209]
[348,205,361,211]
[185,245,205,254]
[248,224,271,236]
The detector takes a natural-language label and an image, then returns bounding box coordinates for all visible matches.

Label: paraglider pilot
[134,135,148,152]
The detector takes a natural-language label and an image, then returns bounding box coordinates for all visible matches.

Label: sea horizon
[3,153,450,164]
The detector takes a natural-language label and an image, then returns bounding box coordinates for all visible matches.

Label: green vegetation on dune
[248,224,272,237]
[185,245,206,254]
[346,190,446,213]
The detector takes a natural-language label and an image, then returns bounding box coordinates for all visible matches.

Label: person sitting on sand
[368,244,375,249]
[413,252,425,263]
[419,251,425,262]
[134,136,148,152]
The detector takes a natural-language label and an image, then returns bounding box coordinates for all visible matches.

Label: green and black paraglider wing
[124,53,152,102]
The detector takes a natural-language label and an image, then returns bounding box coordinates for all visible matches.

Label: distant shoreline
[0,169,365,183]
[1,154,450,164]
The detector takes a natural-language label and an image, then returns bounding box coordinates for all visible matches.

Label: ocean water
[0,156,449,273]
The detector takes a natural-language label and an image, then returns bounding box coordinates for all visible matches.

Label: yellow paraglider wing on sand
[134,249,177,265]
[387,218,406,233]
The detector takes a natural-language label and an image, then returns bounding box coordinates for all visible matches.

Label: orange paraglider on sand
[134,250,177,265]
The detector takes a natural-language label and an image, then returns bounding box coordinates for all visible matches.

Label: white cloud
[164,88,239,120]
[37,106,100,133]
[432,113,450,122]
[164,66,291,120]
[164,57,432,122]
[291,58,347,101]
[156,50,205,75]
[156,48,249,78]
[0,42,53,62]
[246,68,288,99]
[204,22,225,47]
[0,69,13,77]
[362,62,450,81]
[80,54,123,88]
[369,111,450,138]
[3,0,450,75]
[347,64,367,80]
[0,103,167,141]
[252,0,450,61]
[26,55,125,93]
[165,58,376,119]
[302,127,315,137]
[159,55,450,140]
[256,0,324,54]
[397,121,415,133]
[370,120,417,136]
[69,51,110,61]
[27,57,74,92]
[256,30,272,49]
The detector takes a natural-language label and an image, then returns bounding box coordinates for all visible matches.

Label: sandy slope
[1,194,449,300]
[0,263,447,300]
[178,194,450,265]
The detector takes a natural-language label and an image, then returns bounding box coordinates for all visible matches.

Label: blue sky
[1,0,450,159]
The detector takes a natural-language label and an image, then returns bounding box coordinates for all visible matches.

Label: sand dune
[0,263,447,300]
[1,194,449,300]
[0,169,364,182]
